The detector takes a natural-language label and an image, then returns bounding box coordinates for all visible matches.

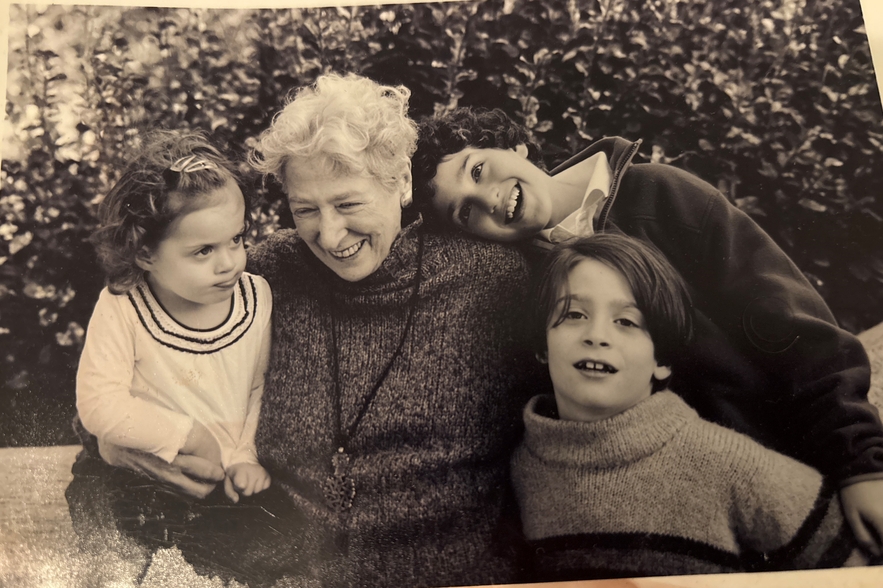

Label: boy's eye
[458,202,472,226]
[470,162,483,183]
[232,233,243,245]
[196,246,213,256]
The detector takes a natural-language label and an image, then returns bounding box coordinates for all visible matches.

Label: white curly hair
[250,73,418,193]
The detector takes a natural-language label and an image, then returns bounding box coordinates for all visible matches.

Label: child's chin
[501,225,536,242]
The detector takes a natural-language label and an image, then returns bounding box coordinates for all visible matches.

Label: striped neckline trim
[127,274,257,354]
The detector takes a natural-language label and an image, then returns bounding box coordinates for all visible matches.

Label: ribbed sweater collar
[521,391,696,468]
[308,217,424,294]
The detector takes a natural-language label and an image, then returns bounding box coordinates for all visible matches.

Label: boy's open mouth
[504,183,524,224]
[574,360,618,374]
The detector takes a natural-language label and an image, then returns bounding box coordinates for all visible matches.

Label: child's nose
[216,249,236,273]
[478,185,500,213]
[583,320,611,347]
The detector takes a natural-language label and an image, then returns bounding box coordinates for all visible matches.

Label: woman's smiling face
[430,146,554,242]
[285,159,406,282]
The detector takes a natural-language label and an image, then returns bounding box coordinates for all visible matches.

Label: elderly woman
[81,74,536,587]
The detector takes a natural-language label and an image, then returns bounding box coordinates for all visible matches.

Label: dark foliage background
[2,0,882,446]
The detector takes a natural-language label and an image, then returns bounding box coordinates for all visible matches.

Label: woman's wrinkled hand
[98,437,225,499]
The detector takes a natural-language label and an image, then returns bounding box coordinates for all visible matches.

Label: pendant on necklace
[322,447,355,513]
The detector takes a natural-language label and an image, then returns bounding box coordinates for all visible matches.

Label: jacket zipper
[598,139,641,231]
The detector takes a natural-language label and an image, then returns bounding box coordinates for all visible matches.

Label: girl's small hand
[225,462,271,503]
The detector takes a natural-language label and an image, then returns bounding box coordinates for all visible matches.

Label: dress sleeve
[76,289,193,463]
[619,164,882,482]
[227,276,272,468]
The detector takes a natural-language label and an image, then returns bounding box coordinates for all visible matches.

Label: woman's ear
[399,161,413,208]
[513,144,530,158]
[535,350,548,364]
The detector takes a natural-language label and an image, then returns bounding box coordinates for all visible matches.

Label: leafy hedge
[2,0,882,446]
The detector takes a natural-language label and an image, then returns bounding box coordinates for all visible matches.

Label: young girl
[75,130,272,503]
[511,233,862,581]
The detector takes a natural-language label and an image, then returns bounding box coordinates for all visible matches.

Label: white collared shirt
[537,152,613,244]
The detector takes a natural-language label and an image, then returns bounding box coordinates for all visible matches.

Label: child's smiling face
[545,258,671,423]
[430,145,554,242]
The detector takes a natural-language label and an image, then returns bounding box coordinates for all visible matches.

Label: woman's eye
[470,163,483,182]
[458,202,472,225]
[615,318,639,328]
[564,311,585,320]
[293,208,315,218]
[339,202,361,210]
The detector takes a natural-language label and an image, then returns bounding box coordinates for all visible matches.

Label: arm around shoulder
[619,163,879,482]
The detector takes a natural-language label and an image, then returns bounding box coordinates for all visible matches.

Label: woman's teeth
[331,241,364,259]
[575,360,617,374]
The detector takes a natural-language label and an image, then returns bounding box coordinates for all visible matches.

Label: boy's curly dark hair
[91,130,245,294]
[412,108,544,230]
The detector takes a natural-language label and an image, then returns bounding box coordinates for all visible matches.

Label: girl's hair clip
[169,155,218,173]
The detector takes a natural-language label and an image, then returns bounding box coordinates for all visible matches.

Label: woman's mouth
[574,360,618,374]
[504,183,524,225]
[331,240,365,259]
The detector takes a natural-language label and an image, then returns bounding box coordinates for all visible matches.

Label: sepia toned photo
[2,0,883,586]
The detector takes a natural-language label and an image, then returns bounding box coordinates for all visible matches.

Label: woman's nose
[317,210,348,248]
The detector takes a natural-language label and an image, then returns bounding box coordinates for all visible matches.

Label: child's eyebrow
[183,224,247,249]
[567,294,639,309]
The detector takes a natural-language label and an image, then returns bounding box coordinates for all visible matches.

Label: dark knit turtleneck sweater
[511,392,856,581]
[247,221,536,587]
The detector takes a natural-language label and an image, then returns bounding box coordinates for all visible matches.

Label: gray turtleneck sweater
[511,392,857,581]
[247,221,536,587]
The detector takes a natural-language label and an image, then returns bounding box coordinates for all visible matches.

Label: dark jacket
[543,138,883,483]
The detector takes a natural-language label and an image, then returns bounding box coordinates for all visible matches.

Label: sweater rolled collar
[521,391,696,468]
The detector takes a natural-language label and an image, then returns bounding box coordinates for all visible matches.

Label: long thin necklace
[321,233,424,513]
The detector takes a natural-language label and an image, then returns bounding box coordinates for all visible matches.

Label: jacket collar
[549,136,642,232]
